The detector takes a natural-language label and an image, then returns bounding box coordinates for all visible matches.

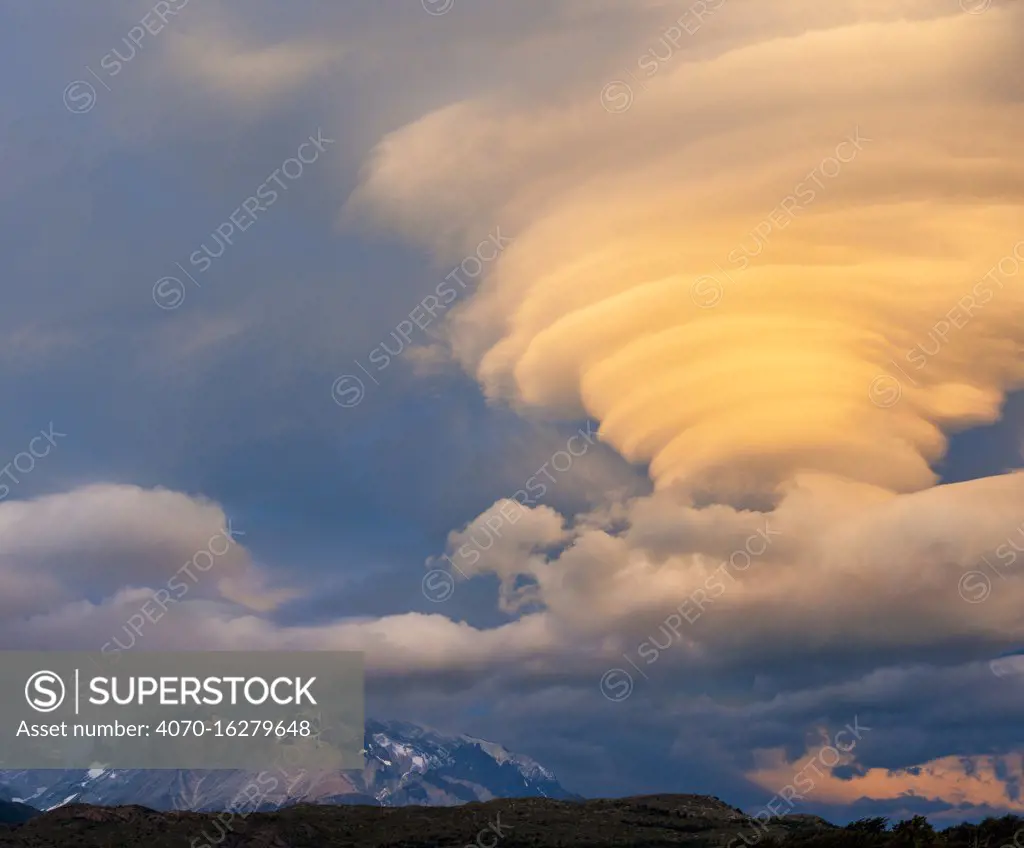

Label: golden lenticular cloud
[349,1,1024,503]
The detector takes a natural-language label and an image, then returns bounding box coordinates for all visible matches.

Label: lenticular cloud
[343,1,1024,694]
[349,1,1024,505]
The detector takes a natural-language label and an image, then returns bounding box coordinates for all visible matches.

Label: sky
[2,0,1024,826]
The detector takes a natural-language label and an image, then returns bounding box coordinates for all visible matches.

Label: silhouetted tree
[848,818,890,834]
[893,815,936,848]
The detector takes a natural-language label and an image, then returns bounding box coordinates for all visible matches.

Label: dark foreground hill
[0,794,827,848]
[0,802,36,826]
[0,793,1019,848]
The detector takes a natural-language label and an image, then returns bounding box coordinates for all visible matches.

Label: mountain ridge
[0,718,576,812]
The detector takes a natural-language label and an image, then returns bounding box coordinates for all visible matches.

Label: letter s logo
[25,671,66,712]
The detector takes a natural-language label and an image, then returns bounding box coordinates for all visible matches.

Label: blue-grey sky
[2,0,1024,824]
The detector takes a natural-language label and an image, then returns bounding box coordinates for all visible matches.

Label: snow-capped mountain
[0,719,576,812]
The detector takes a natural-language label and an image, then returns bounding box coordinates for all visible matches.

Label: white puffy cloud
[0,484,288,649]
